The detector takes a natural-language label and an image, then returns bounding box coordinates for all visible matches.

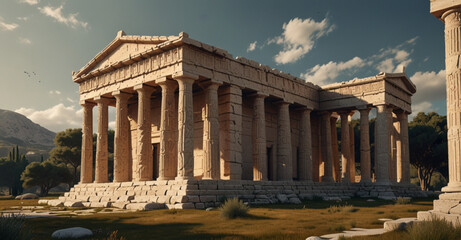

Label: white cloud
[20,0,39,5]
[410,69,446,105]
[301,56,367,86]
[373,38,416,73]
[38,5,88,29]
[66,97,75,103]
[269,17,334,64]
[19,37,31,45]
[0,18,19,31]
[15,104,82,132]
[247,41,257,52]
[49,90,61,95]
[108,121,115,130]
[410,101,435,120]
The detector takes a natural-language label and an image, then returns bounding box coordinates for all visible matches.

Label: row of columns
[81,73,223,183]
[80,77,410,184]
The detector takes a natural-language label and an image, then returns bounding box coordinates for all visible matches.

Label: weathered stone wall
[46,180,427,210]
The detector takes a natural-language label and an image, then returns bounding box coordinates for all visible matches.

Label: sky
[0,0,447,132]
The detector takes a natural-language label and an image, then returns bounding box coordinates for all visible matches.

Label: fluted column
[330,116,340,182]
[174,72,198,180]
[299,108,313,182]
[252,93,268,181]
[113,91,131,182]
[157,79,178,180]
[339,112,351,183]
[277,101,292,181]
[359,107,371,183]
[80,101,95,183]
[321,112,334,182]
[375,104,391,184]
[397,111,410,184]
[134,84,155,181]
[94,96,110,183]
[349,114,356,182]
[442,8,461,192]
[202,81,221,180]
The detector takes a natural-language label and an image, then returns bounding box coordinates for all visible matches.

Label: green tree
[409,112,448,191]
[21,161,72,196]
[49,129,82,185]
[0,146,28,195]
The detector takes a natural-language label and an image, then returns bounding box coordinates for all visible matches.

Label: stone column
[359,107,371,183]
[219,85,243,180]
[252,93,268,181]
[157,79,178,180]
[277,101,292,181]
[202,81,221,180]
[311,115,320,182]
[349,114,356,182]
[388,113,397,183]
[375,105,391,184]
[134,84,155,181]
[396,111,410,184]
[80,101,95,183]
[113,91,131,182]
[339,112,351,183]
[299,108,313,182]
[94,96,110,183]
[320,112,334,182]
[330,116,340,182]
[174,72,198,180]
[441,7,461,193]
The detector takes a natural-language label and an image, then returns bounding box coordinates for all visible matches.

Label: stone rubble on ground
[51,227,93,239]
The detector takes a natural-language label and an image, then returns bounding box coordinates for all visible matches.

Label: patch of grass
[371,220,382,225]
[166,209,178,215]
[0,214,32,240]
[350,221,357,228]
[328,205,342,213]
[407,209,419,213]
[343,205,359,213]
[328,204,358,213]
[329,224,346,232]
[406,217,461,240]
[220,198,249,219]
[395,197,411,205]
[376,211,384,214]
[385,214,398,220]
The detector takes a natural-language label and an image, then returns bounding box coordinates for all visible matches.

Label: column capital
[249,92,268,98]
[157,77,178,90]
[295,106,313,112]
[274,99,293,106]
[172,71,199,83]
[112,90,132,99]
[134,83,156,93]
[80,100,96,107]
[337,110,351,116]
[198,79,222,90]
[94,96,111,104]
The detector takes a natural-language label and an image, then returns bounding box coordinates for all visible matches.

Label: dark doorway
[267,146,273,180]
[153,143,159,179]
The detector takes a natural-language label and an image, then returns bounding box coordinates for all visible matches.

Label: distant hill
[0,109,56,161]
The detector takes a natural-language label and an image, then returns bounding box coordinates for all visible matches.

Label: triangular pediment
[73,31,180,80]
[384,73,417,94]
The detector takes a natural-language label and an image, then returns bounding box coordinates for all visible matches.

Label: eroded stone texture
[80,102,95,183]
[252,93,268,181]
[277,102,292,181]
[299,108,313,181]
[359,108,371,183]
[376,105,391,185]
[202,81,221,180]
[94,97,110,183]
[113,91,131,182]
[330,116,341,182]
[340,112,351,182]
[157,79,178,180]
[320,112,334,182]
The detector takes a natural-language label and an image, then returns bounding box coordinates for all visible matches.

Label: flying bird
[23,70,40,83]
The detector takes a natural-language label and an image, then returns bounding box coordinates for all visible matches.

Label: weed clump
[406,217,461,240]
[0,214,32,240]
[220,198,249,219]
[395,197,411,205]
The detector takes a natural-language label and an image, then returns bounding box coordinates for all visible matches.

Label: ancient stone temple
[45,31,424,210]
[418,0,461,225]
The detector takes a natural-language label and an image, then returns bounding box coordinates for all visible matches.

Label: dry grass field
[0,197,435,240]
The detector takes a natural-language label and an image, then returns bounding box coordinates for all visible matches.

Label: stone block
[117,195,134,201]
[200,195,216,202]
[126,202,165,210]
[64,201,84,207]
[82,202,91,207]
[48,200,64,207]
[289,198,302,204]
[187,195,200,202]
[276,194,288,203]
[384,218,418,231]
[90,202,111,208]
[450,204,461,214]
[174,203,195,209]
[112,201,129,209]
[434,200,461,214]
[38,199,49,205]
[195,203,205,209]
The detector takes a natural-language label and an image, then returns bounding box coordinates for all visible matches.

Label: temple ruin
[45,31,424,210]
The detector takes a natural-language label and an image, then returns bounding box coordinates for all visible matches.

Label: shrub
[329,224,346,232]
[395,197,411,205]
[0,214,32,240]
[220,198,249,219]
[327,204,358,213]
[407,217,461,240]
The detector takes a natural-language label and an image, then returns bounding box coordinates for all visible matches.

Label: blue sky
[0,0,446,132]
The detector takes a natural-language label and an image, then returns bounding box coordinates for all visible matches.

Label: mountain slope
[0,109,56,159]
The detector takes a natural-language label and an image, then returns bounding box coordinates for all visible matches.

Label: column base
[322,176,334,183]
[374,180,391,186]
[442,183,461,193]
[93,181,109,184]
[360,179,372,183]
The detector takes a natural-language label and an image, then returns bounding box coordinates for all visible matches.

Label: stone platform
[42,180,426,210]
[417,193,461,226]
